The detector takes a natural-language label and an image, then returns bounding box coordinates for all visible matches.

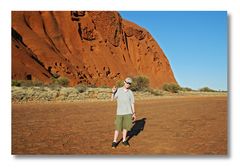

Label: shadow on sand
[116,118,146,147]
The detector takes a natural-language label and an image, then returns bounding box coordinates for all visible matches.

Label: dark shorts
[115,114,132,131]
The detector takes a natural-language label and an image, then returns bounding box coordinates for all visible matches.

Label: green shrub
[12,80,21,87]
[162,83,181,93]
[52,77,69,87]
[148,88,163,96]
[199,87,216,92]
[131,76,150,91]
[75,84,87,93]
[180,87,193,92]
[116,80,124,87]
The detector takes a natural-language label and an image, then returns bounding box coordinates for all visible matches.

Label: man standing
[111,77,136,149]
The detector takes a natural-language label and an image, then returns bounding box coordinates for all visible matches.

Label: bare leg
[122,129,128,142]
[113,130,119,142]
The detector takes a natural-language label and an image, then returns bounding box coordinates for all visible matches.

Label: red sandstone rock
[12,11,177,88]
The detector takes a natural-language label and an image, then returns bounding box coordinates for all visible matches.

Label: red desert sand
[12,95,227,155]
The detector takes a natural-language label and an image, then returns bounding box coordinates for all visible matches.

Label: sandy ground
[12,95,227,155]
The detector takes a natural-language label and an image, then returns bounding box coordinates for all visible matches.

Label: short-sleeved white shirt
[114,87,135,115]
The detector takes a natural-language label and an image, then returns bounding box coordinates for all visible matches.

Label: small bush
[12,80,21,87]
[52,77,69,87]
[75,84,87,93]
[116,80,124,87]
[162,83,181,93]
[180,87,193,92]
[199,87,216,92]
[148,88,163,96]
[131,76,150,91]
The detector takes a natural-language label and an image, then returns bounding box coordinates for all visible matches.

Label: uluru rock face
[12,11,177,88]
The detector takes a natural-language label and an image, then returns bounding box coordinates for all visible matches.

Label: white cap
[125,77,132,84]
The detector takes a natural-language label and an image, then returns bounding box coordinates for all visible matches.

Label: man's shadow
[116,118,146,146]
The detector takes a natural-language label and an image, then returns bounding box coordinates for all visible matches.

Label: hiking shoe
[122,141,130,147]
[112,142,117,149]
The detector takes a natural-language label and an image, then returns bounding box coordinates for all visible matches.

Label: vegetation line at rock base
[12,76,227,103]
